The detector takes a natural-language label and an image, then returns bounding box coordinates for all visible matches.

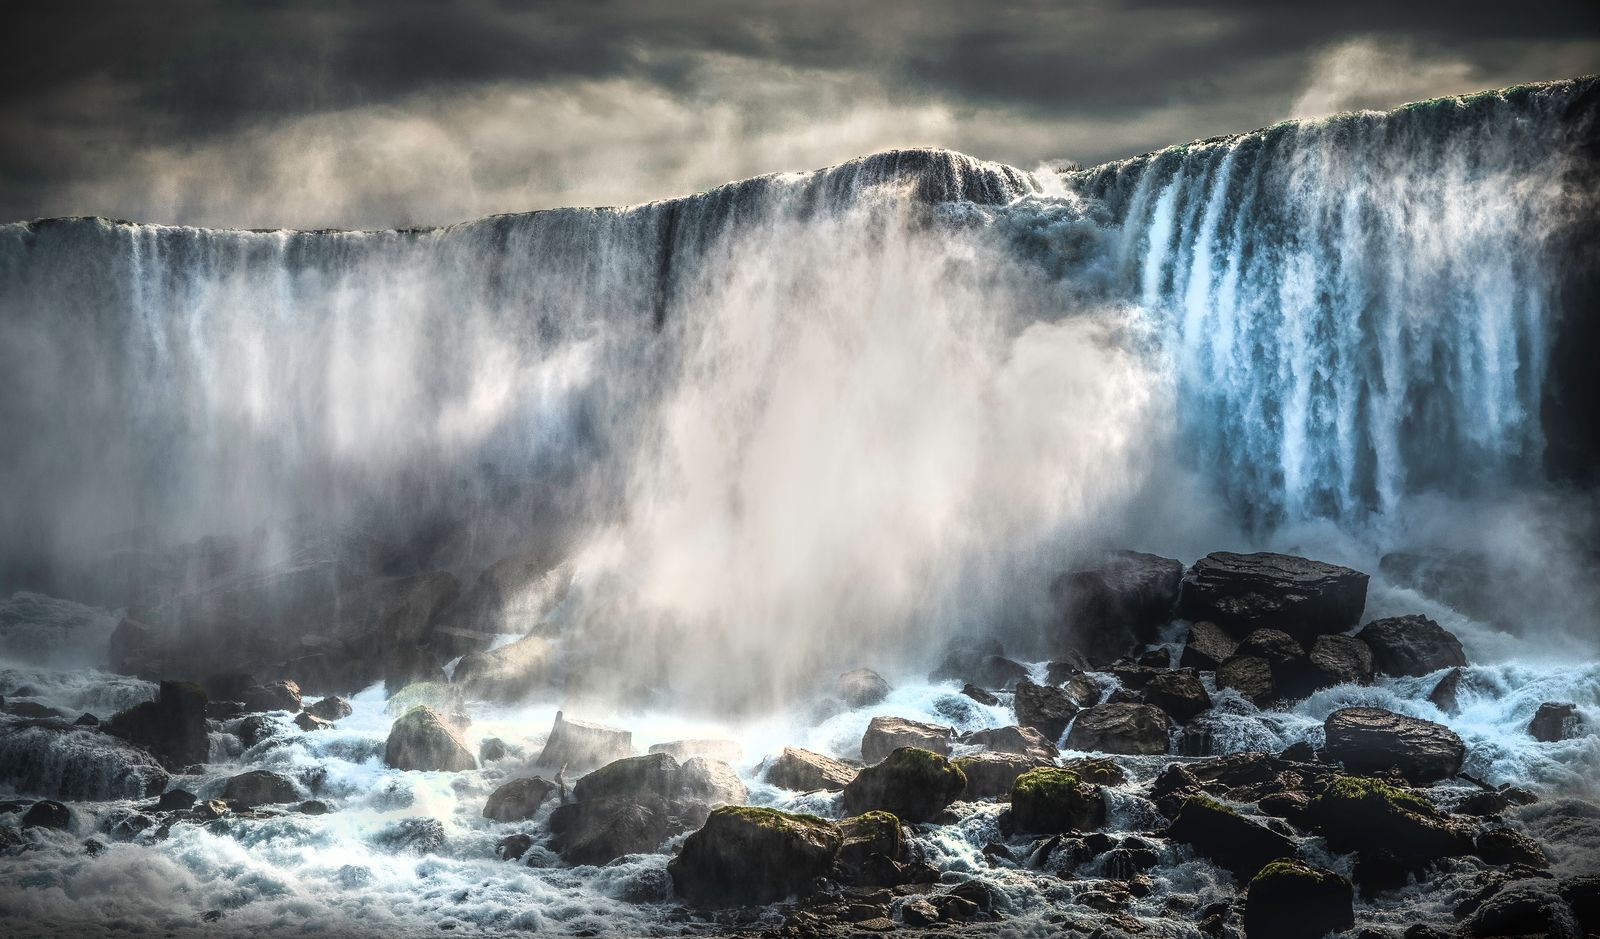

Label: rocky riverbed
[1,549,1597,938]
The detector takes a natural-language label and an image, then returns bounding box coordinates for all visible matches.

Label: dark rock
[1168,795,1296,878]
[1060,756,1128,786]
[534,711,631,772]
[961,683,999,706]
[647,739,743,764]
[1306,775,1471,862]
[1465,880,1582,939]
[1238,628,1308,676]
[1179,552,1368,641]
[204,701,243,720]
[1475,827,1551,868]
[861,716,952,764]
[305,696,352,722]
[0,721,169,801]
[551,797,675,865]
[431,546,561,655]
[22,799,71,830]
[1013,680,1079,742]
[927,635,1003,682]
[1009,767,1105,833]
[376,817,446,854]
[1307,635,1374,688]
[1278,741,1316,762]
[954,753,1046,801]
[901,897,940,926]
[842,747,966,822]
[483,777,556,822]
[108,616,159,675]
[106,680,210,770]
[1560,874,1600,933]
[552,753,748,864]
[383,706,476,772]
[240,680,301,713]
[370,571,459,689]
[962,724,1059,762]
[155,789,196,812]
[834,668,891,708]
[765,747,857,792]
[1065,702,1171,755]
[1143,669,1213,722]
[5,700,65,719]
[1180,621,1239,671]
[495,833,533,861]
[74,713,99,726]
[293,711,333,732]
[1323,707,1465,782]
[1244,859,1354,939]
[221,769,299,807]
[1428,667,1466,714]
[668,806,842,906]
[297,800,329,815]
[1355,615,1467,677]
[1051,550,1184,664]
[236,714,278,749]
[452,633,557,703]
[479,738,508,763]
[835,811,907,885]
[1217,655,1275,704]
[1529,702,1586,742]
[1138,647,1173,669]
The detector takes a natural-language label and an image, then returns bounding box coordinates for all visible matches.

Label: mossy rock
[383,705,476,772]
[1061,756,1128,786]
[1168,794,1296,878]
[835,811,908,886]
[841,747,966,822]
[1009,768,1106,834]
[668,806,842,906]
[1306,774,1470,862]
[1245,859,1354,939]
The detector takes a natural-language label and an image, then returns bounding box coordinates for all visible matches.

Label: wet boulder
[1142,669,1212,722]
[928,636,1006,684]
[535,711,632,772]
[1180,621,1238,671]
[370,571,460,689]
[240,680,301,713]
[961,683,1000,706]
[236,714,279,749]
[834,811,907,886]
[1168,795,1296,878]
[451,633,557,703]
[834,668,892,708]
[293,711,332,732]
[1306,634,1374,688]
[1475,826,1550,868]
[1355,615,1467,677]
[1529,702,1586,742]
[765,747,857,792]
[647,739,743,764]
[1013,680,1079,742]
[955,752,1047,801]
[0,721,169,801]
[155,788,196,812]
[669,806,842,906]
[961,724,1059,762]
[1305,775,1471,862]
[1009,767,1106,833]
[483,777,556,822]
[861,716,952,764]
[1465,879,1583,939]
[1237,628,1312,694]
[383,705,476,772]
[22,799,71,830]
[1051,550,1184,665]
[842,747,966,822]
[221,769,300,807]
[1065,702,1172,755]
[1429,667,1466,714]
[106,680,210,770]
[554,753,748,863]
[305,696,353,721]
[1217,655,1275,704]
[1179,552,1368,641]
[1244,859,1354,939]
[1323,707,1465,782]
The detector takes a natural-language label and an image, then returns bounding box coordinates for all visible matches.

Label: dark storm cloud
[2,1,1595,227]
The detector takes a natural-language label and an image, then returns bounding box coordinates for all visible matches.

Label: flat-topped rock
[1051,550,1184,664]
[765,747,858,792]
[536,711,633,771]
[861,716,952,764]
[1356,615,1467,677]
[1179,552,1368,641]
[1323,707,1465,782]
[1064,702,1171,755]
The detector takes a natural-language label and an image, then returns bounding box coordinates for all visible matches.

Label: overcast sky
[3,0,1596,229]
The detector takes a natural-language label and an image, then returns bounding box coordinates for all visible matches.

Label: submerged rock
[106,680,209,770]
[1429,667,1466,714]
[1179,552,1368,641]
[0,720,169,801]
[383,706,476,772]
[1013,680,1079,742]
[1244,859,1354,939]
[842,747,966,822]
[1168,795,1295,878]
[861,716,952,764]
[1051,550,1184,664]
[1009,768,1106,834]
[961,683,1000,706]
[1323,707,1465,782]
[1529,702,1586,742]
[535,711,632,772]
[1355,615,1467,677]
[236,714,278,749]
[1065,702,1171,755]
[766,747,857,792]
[221,769,300,807]
[833,668,892,708]
[669,806,842,906]
[483,777,556,822]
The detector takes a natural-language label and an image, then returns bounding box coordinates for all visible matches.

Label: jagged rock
[550,797,675,865]
[1529,702,1586,742]
[155,789,196,812]
[962,724,1059,762]
[535,711,632,771]
[1217,655,1275,704]
[305,696,352,721]
[834,668,892,708]
[452,633,556,703]
[106,680,209,770]
[1143,670,1212,722]
[842,747,966,822]
[961,683,999,706]
[221,769,300,807]
[236,714,278,749]
[1429,667,1466,714]
[240,680,301,713]
[293,711,332,731]
[1051,550,1184,664]
[1323,707,1465,782]
[835,811,907,886]
[1013,680,1079,742]
[1465,880,1582,939]
[1244,859,1354,939]
[1305,775,1471,862]
[1065,702,1171,755]
[766,747,857,792]
[861,716,952,764]
[22,799,71,830]
[1475,827,1550,868]
[1180,621,1238,671]
[669,806,842,906]
[383,706,476,772]
[483,776,556,822]
[955,752,1046,801]
[1009,768,1106,833]
[648,739,744,764]
[377,817,446,854]
[1307,635,1374,688]
[1138,647,1173,668]
[1168,795,1296,878]
[1179,552,1368,641]
[1355,615,1467,677]
[190,799,230,821]
[1560,874,1600,933]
